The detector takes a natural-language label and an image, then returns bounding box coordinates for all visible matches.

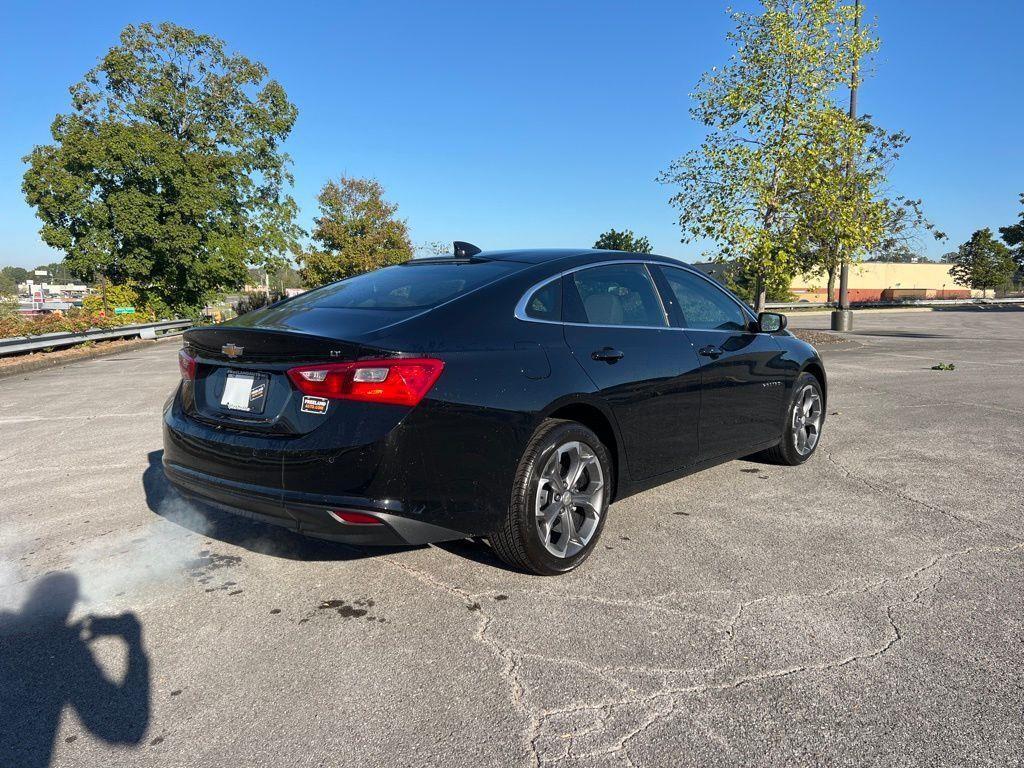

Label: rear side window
[285,261,515,311]
[524,278,561,321]
[659,266,748,331]
[566,264,668,327]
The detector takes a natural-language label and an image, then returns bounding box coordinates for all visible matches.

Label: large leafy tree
[22,23,301,314]
[593,229,653,254]
[661,1,876,311]
[297,177,413,287]
[948,229,1016,292]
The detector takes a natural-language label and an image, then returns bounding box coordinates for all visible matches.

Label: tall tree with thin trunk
[795,118,944,299]
[660,0,875,311]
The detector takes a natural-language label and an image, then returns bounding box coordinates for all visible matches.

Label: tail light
[178,348,197,381]
[286,358,444,407]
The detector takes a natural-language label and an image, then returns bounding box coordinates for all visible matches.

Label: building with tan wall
[791,262,978,303]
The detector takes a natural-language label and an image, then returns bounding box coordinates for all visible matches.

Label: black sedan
[163,245,826,574]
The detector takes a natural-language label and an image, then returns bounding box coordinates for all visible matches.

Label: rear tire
[490,419,612,575]
[762,372,825,465]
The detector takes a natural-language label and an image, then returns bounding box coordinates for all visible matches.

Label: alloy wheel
[534,441,605,558]
[792,384,823,456]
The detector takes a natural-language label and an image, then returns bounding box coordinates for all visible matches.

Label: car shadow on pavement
[0,574,151,768]
[143,450,414,563]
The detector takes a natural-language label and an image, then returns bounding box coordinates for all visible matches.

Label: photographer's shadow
[0,573,150,768]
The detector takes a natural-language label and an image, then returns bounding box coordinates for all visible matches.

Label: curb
[0,335,179,380]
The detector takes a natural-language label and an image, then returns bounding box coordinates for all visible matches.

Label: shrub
[0,306,156,340]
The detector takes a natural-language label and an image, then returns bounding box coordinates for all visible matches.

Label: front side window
[567,264,668,327]
[660,267,748,331]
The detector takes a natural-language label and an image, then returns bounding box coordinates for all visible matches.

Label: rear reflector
[287,358,444,407]
[178,348,196,380]
[330,510,384,526]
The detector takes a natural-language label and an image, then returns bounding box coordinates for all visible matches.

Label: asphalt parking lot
[1,307,1022,768]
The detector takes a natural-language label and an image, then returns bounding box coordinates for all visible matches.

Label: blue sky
[1,0,1022,268]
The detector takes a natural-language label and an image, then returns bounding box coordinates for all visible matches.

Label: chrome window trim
[513,258,759,332]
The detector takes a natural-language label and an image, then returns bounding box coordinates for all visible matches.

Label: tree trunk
[826,266,836,303]
[754,274,767,314]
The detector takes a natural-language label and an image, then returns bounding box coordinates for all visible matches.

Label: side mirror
[758,312,787,333]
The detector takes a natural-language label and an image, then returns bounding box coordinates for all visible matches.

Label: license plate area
[220,371,270,414]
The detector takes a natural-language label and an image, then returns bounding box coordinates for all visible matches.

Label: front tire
[490,419,612,575]
[763,372,825,465]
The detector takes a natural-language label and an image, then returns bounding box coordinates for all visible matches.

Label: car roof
[470,248,593,264]
[471,248,696,268]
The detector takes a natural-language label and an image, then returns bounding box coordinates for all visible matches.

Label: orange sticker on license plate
[300,396,329,415]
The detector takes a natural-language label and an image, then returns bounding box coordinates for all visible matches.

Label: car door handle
[698,345,724,359]
[591,347,625,363]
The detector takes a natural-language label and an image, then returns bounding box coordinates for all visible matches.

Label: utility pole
[832,0,860,332]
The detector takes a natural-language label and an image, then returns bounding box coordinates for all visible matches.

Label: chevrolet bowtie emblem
[222,343,244,358]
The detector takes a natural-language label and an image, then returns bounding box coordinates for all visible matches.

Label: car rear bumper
[162,459,468,547]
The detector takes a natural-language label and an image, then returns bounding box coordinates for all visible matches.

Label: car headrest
[584,292,624,325]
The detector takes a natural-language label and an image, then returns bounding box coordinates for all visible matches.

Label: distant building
[694,261,980,303]
[790,262,977,302]
[18,280,89,301]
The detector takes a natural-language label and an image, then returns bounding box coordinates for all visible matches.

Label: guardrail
[765,298,1024,310]
[0,319,192,357]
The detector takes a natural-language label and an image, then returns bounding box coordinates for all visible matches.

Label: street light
[831,0,860,332]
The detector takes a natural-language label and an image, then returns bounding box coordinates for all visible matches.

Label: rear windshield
[285,261,516,311]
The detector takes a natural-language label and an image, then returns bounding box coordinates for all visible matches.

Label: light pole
[832,0,860,332]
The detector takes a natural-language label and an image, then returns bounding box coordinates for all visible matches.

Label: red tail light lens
[286,358,444,406]
[178,348,197,380]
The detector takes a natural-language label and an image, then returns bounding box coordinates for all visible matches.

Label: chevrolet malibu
[163,245,826,575]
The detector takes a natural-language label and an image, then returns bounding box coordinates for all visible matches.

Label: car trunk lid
[182,325,397,436]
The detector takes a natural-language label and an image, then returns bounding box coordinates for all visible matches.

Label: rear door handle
[591,347,625,363]
[698,345,723,359]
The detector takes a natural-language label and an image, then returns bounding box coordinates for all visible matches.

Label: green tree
[717,259,794,304]
[999,193,1024,280]
[660,0,876,312]
[3,267,30,283]
[795,119,944,299]
[948,229,1016,293]
[247,263,303,292]
[865,244,922,263]
[0,267,29,296]
[593,229,653,254]
[297,177,413,287]
[31,261,74,283]
[22,22,301,315]
[82,283,140,315]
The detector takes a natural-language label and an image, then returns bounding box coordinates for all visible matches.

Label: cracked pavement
[1,307,1022,767]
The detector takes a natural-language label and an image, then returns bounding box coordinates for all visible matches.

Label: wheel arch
[542,398,623,502]
[800,359,828,407]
